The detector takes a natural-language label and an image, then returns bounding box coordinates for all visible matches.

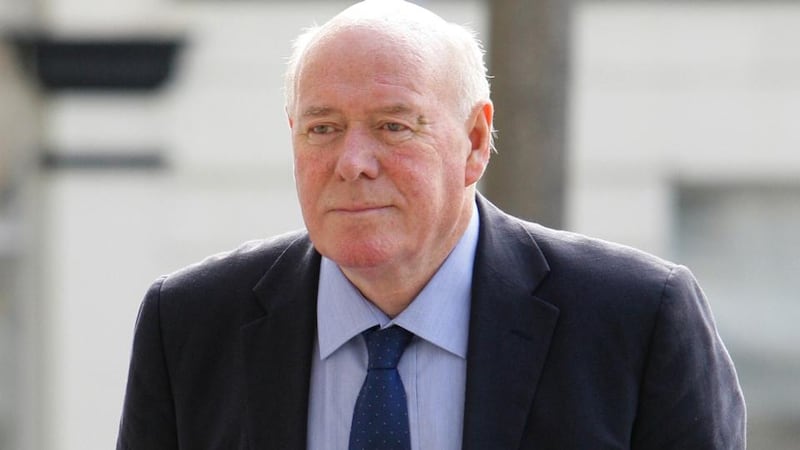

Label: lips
[332,205,390,213]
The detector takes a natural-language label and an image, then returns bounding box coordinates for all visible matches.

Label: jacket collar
[462,194,560,449]
[242,233,320,450]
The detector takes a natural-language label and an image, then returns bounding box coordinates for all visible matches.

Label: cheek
[294,149,331,185]
[385,154,436,194]
[394,160,457,215]
[293,154,327,214]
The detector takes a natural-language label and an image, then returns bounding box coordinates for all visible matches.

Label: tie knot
[363,326,412,370]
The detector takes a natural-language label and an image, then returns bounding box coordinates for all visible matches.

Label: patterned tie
[349,326,413,450]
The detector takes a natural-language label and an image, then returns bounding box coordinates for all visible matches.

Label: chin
[322,240,396,271]
[310,222,395,263]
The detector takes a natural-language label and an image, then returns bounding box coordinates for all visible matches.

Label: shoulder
[526,222,703,317]
[475,195,700,330]
[478,195,678,293]
[502,210,707,344]
[158,229,312,294]
[530,223,677,287]
[138,230,313,323]
[134,229,315,351]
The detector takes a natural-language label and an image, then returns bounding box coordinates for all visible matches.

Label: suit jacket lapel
[462,196,560,450]
[241,235,320,450]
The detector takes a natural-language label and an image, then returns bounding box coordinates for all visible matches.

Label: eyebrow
[375,104,414,115]
[374,104,429,125]
[301,106,337,118]
[299,104,427,123]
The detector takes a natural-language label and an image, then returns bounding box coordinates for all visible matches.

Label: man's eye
[383,122,408,132]
[310,125,335,134]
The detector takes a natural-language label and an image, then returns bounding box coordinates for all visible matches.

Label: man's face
[289,27,488,275]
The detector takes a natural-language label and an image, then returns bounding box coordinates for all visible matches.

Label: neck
[341,266,432,318]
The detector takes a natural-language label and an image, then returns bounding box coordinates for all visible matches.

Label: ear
[464,101,493,187]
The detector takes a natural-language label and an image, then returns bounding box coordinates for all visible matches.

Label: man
[117,1,746,449]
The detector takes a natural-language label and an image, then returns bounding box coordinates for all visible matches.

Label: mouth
[331,205,392,214]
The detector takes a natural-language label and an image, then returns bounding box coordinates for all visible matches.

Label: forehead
[295,26,444,105]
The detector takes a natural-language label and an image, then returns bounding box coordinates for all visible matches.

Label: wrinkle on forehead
[312,24,434,73]
[289,1,459,113]
[296,29,453,117]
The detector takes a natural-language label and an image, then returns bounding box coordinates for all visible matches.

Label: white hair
[283,0,492,123]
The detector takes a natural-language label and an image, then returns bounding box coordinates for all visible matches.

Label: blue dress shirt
[307,207,479,450]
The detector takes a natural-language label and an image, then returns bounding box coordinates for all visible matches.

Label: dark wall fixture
[39,151,167,171]
[5,33,183,171]
[9,34,183,92]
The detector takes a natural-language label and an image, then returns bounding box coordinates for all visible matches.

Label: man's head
[285,0,491,126]
[285,0,494,300]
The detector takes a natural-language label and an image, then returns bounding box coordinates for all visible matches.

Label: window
[675,183,800,448]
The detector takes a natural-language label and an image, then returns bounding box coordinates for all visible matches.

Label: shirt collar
[317,204,479,360]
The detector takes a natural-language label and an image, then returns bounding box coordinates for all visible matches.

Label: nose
[335,127,380,181]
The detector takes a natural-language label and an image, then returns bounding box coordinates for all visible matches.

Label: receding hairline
[285,1,488,118]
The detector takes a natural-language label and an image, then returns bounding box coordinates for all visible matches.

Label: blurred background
[0,0,798,449]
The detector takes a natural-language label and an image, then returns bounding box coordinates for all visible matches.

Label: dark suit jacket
[117,195,745,449]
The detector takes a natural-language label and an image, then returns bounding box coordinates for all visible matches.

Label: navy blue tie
[349,326,413,450]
